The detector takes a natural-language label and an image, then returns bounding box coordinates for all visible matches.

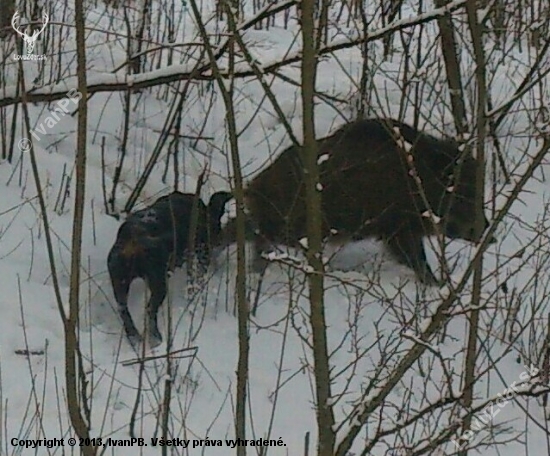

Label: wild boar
[108,191,232,347]
[220,118,493,284]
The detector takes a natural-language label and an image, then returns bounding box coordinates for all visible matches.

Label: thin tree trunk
[225,5,249,453]
[434,0,468,137]
[65,0,94,453]
[300,0,335,454]
[187,0,249,453]
[433,0,470,283]
[459,2,488,455]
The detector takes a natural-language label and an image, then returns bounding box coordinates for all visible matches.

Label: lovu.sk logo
[11,11,49,61]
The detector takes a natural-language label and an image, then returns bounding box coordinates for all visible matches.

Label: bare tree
[458,2,490,455]
[65,0,95,453]
[188,0,250,452]
[300,0,335,454]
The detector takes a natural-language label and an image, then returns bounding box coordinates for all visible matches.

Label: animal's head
[431,143,494,244]
[208,191,234,223]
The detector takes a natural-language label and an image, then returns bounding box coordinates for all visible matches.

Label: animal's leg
[146,274,168,347]
[113,280,142,346]
[385,228,440,285]
[119,304,143,347]
[251,236,269,274]
[186,247,210,294]
[194,246,210,277]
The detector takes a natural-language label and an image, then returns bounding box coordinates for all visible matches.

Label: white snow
[318,153,330,164]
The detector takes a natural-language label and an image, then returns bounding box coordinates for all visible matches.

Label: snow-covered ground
[1,0,550,454]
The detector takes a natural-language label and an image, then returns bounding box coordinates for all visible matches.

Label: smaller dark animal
[108,190,232,347]
[219,118,495,284]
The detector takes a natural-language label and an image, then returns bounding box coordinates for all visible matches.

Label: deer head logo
[11,11,49,56]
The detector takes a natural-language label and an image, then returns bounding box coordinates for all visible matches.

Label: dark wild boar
[220,118,493,284]
[108,190,232,347]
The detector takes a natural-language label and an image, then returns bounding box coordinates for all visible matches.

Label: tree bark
[434,0,468,137]
[65,0,94,453]
[300,0,335,454]
[187,0,249,453]
[459,2,489,454]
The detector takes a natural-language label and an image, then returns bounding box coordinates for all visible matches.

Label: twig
[121,346,199,366]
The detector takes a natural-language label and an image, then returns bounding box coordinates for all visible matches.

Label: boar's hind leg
[251,236,270,274]
[385,228,440,285]
[146,273,168,348]
[112,278,143,347]
[118,302,142,347]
